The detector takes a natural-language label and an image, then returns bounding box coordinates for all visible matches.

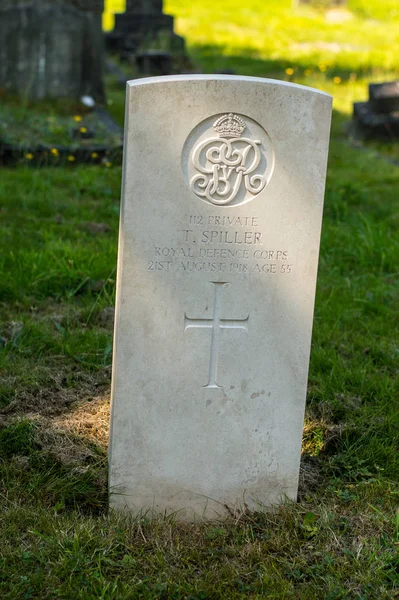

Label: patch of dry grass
[50,394,110,451]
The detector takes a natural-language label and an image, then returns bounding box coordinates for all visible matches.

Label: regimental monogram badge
[182,112,274,207]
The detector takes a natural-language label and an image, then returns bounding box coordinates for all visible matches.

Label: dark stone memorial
[369,81,399,114]
[107,0,184,61]
[135,50,172,76]
[68,0,105,101]
[0,0,105,101]
[352,80,399,140]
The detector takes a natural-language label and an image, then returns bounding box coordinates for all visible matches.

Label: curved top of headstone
[126,74,332,98]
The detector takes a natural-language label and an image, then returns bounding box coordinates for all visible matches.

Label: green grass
[1,0,399,597]
[0,97,122,161]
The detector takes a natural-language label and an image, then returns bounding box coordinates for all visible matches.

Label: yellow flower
[79,127,87,133]
[333,76,341,84]
[318,64,327,72]
[25,153,34,160]
[67,155,76,162]
[304,69,312,77]
[104,161,112,168]
[73,115,82,122]
[51,148,59,156]
[285,67,294,75]
[91,152,99,158]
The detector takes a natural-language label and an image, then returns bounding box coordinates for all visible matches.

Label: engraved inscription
[182,114,274,207]
[184,282,248,390]
[146,213,294,276]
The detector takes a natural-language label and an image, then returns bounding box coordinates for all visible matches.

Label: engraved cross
[184,282,249,389]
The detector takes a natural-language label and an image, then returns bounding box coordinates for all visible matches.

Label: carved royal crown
[213,113,246,138]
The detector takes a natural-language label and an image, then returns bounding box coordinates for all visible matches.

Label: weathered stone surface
[0,3,84,99]
[109,75,332,520]
[0,1,104,101]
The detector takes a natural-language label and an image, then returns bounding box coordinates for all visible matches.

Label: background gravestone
[352,80,399,140]
[0,0,105,101]
[68,0,105,101]
[107,0,184,60]
[369,81,399,114]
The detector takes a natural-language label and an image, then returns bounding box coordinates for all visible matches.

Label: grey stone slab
[0,1,104,101]
[109,75,332,520]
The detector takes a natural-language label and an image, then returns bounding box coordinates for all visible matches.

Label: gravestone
[0,0,104,101]
[352,80,399,140]
[109,75,332,520]
[68,0,105,102]
[369,81,399,114]
[108,0,184,58]
[135,50,172,75]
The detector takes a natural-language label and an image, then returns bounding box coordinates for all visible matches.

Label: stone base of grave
[109,483,300,521]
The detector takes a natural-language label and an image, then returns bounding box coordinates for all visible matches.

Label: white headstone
[109,75,332,520]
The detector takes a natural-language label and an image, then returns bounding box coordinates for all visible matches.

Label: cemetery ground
[1,1,399,598]
[0,97,122,167]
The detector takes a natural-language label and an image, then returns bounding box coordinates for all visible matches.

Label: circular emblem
[182,113,274,207]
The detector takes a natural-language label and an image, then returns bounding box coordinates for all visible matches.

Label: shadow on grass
[0,405,109,514]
